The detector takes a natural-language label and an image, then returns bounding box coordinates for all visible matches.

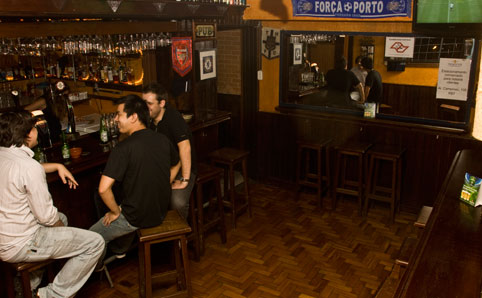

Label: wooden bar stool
[1,259,56,298]
[209,147,251,229]
[364,144,405,222]
[137,210,192,298]
[296,138,331,207]
[332,141,372,213]
[193,163,227,255]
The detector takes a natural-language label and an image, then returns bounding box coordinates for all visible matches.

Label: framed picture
[199,49,216,80]
[293,43,302,65]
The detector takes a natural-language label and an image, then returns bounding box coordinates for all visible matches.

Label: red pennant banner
[171,37,192,77]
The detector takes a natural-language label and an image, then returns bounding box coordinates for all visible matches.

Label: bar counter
[395,149,482,297]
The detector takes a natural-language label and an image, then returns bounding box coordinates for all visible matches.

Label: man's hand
[102,206,122,227]
[52,219,65,227]
[172,180,188,190]
[56,164,79,189]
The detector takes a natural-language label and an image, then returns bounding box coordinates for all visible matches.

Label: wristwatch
[179,177,190,183]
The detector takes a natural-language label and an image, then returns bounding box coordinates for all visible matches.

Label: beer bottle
[61,132,70,160]
[99,114,109,144]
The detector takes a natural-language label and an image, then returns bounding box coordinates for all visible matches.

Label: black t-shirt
[150,105,197,174]
[365,70,383,104]
[325,68,361,108]
[103,129,179,228]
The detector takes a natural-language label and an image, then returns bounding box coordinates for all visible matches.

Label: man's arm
[42,163,78,189]
[172,139,191,190]
[98,175,121,226]
[364,85,371,102]
[170,161,181,183]
[356,83,365,103]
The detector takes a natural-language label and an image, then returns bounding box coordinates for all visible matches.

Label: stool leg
[138,242,151,298]
[357,154,364,215]
[390,159,397,222]
[3,263,15,298]
[364,155,375,217]
[216,175,227,243]
[20,270,31,298]
[180,235,192,297]
[242,159,251,218]
[317,148,322,208]
[196,183,205,255]
[174,240,183,291]
[332,150,341,210]
[296,146,303,199]
[189,192,200,261]
[229,164,236,228]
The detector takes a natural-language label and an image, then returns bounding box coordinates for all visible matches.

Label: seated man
[0,111,105,298]
[90,95,180,265]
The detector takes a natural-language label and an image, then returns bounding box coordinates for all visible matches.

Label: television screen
[414,0,482,36]
[416,0,482,23]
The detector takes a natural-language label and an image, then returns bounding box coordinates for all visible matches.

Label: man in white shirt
[0,111,104,298]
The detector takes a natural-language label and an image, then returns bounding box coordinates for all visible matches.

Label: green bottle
[34,146,46,163]
[61,132,70,160]
[99,114,109,144]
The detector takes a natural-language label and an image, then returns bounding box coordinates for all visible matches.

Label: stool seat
[296,139,331,207]
[2,259,56,298]
[364,144,405,222]
[209,147,251,229]
[333,141,372,212]
[193,163,227,255]
[137,210,192,298]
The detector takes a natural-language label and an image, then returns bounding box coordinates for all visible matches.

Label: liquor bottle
[65,97,76,134]
[34,145,47,163]
[99,114,109,144]
[61,132,70,160]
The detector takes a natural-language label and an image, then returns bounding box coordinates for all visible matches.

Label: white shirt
[0,145,59,261]
[350,66,368,86]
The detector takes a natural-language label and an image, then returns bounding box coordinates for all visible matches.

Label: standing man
[350,55,367,87]
[142,82,196,219]
[361,56,383,105]
[90,95,180,263]
[0,111,104,298]
[326,56,365,108]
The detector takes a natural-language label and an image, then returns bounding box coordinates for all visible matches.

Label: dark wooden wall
[254,110,482,213]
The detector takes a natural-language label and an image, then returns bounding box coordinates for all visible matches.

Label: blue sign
[292,0,411,19]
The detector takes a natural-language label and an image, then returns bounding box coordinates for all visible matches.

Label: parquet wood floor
[77,183,417,297]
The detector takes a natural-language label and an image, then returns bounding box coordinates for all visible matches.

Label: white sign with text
[436,58,471,101]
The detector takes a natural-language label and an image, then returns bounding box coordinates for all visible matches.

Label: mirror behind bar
[279,30,480,129]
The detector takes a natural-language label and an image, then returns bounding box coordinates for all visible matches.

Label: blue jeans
[89,213,138,263]
[9,213,105,298]
[171,172,196,219]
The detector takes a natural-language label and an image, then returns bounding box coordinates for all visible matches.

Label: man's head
[142,82,169,122]
[355,55,364,68]
[335,56,348,70]
[361,57,373,70]
[0,111,37,148]
[114,95,150,135]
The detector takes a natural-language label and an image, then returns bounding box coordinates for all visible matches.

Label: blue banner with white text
[292,0,411,19]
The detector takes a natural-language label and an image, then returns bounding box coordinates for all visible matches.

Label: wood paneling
[255,110,482,213]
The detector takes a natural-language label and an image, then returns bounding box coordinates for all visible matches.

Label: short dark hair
[142,82,168,104]
[335,56,347,70]
[361,57,373,70]
[355,55,364,64]
[0,111,36,147]
[115,94,150,127]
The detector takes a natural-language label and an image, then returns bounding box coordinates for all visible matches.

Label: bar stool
[193,163,227,255]
[296,138,331,207]
[1,259,56,298]
[364,144,405,222]
[332,141,372,213]
[209,147,251,229]
[137,210,192,298]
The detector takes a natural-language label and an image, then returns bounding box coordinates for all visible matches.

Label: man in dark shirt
[90,95,180,264]
[142,83,196,219]
[362,56,383,104]
[326,56,365,108]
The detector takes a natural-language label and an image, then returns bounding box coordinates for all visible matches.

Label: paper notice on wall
[385,37,414,58]
[436,58,471,101]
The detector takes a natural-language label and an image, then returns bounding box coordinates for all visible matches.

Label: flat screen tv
[413,0,482,37]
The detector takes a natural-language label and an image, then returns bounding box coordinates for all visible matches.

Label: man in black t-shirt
[142,83,196,219]
[361,57,383,105]
[90,95,180,264]
[326,56,365,108]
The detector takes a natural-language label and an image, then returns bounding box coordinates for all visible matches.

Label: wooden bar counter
[395,149,482,297]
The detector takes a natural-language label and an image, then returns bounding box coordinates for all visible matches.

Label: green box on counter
[460,173,482,206]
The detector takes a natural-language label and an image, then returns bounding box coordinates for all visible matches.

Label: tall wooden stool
[333,141,372,213]
[296,139,331,207]
[2,259,56,298]
[364,144,405,222]
[137,210,192,298]
[193,163,227,255]
[209,147,251,229]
